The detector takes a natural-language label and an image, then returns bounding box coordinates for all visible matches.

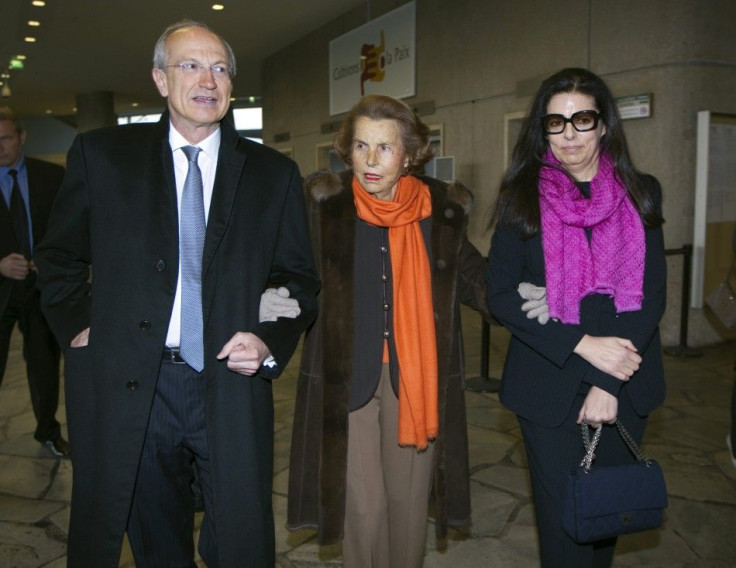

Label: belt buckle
[165,348,184,364]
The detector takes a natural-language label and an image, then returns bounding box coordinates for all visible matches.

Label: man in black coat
[35,20,318,567]
[0,106,67,457]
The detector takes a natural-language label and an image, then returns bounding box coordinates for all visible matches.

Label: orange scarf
[352,175,438,449]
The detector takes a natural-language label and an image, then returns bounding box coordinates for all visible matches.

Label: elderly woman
[487,68,667,567]
[286,94,488,567]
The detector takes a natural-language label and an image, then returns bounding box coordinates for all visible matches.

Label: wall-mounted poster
[329,1,416,116]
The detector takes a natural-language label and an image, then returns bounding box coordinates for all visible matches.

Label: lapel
[202,120,246,274]
[0,175,9,217]
[155,118,180,270]
[25,159,52,244]
[0,181,11,255]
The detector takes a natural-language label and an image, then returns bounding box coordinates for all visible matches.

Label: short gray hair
[152,19,237,78]
[0,106,24,134]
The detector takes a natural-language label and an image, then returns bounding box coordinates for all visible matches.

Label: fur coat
[287,169,488,544]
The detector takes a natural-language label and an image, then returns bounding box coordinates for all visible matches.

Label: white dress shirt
[165,125,221,348]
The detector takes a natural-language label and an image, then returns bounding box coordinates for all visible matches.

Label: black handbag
[562,420,668,543]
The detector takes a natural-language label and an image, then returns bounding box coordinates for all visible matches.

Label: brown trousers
[343,364,435,568]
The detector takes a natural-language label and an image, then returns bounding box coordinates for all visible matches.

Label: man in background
[0,107,68,458]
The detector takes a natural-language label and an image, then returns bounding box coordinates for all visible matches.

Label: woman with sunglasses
[486,68,667,567]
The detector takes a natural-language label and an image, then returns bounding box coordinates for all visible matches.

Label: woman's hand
[573,334,641,381]
[577,386,618,427]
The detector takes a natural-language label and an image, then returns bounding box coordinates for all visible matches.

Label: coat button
[155,260,166,271]
[436,259,447,270]
[139,320,151,330]
[444,208,455,219]
[383,302,391,311]
[126,380,139,390]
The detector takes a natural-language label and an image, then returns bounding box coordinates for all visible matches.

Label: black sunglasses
[542,110,601,134]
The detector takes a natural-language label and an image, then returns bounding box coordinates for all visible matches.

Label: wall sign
[616,93,652,120]
[329,1,416,116]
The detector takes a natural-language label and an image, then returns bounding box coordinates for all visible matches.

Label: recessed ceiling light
[16,54,27,60]
[32,1,46,6]
[132,102,139,107]
[45,109,53,114]
[24,37,37,43]
[212,4,225,10]
[28,20,41,26]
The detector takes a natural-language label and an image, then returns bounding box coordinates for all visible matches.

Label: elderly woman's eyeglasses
[542,110,600,134]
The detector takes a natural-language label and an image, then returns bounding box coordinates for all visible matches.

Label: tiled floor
[1,307,735,567]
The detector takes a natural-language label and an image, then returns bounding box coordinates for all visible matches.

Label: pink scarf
[538,150,645,324]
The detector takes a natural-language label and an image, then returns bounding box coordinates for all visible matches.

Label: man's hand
[217,332,272,376]
[573,335,641,381]
[577,386,618,427]
[0,253,30,280]
[259,287,300,322]
[71,327,90,348]
[518,282,549,324]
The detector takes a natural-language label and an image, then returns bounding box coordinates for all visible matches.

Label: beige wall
[262,0,736,346]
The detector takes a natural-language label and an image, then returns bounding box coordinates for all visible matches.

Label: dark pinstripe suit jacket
[486,176,667,428]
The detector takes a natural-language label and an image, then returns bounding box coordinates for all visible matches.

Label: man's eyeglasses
[166,62,231,78]
[542,110,600,134]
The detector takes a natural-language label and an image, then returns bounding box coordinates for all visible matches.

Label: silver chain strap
[579,419,652,473]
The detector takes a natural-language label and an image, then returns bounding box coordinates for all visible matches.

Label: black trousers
[518,384,647,568]
[0,276,61,443]
[127,358,217,567]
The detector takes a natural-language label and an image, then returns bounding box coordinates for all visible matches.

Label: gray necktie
[8,169,31,259]
[179,146,205,372]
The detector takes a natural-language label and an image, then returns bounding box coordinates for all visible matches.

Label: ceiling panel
[0,0,365,118]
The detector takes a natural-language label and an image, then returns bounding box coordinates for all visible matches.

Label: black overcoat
[35,115,319,567]
[287,170,488,544]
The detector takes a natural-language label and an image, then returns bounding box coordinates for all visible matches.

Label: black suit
[35,115,319,566]
[0,157,64,444]
[487,176,667,567]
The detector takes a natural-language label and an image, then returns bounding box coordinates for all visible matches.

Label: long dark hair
[490,68,663,236]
